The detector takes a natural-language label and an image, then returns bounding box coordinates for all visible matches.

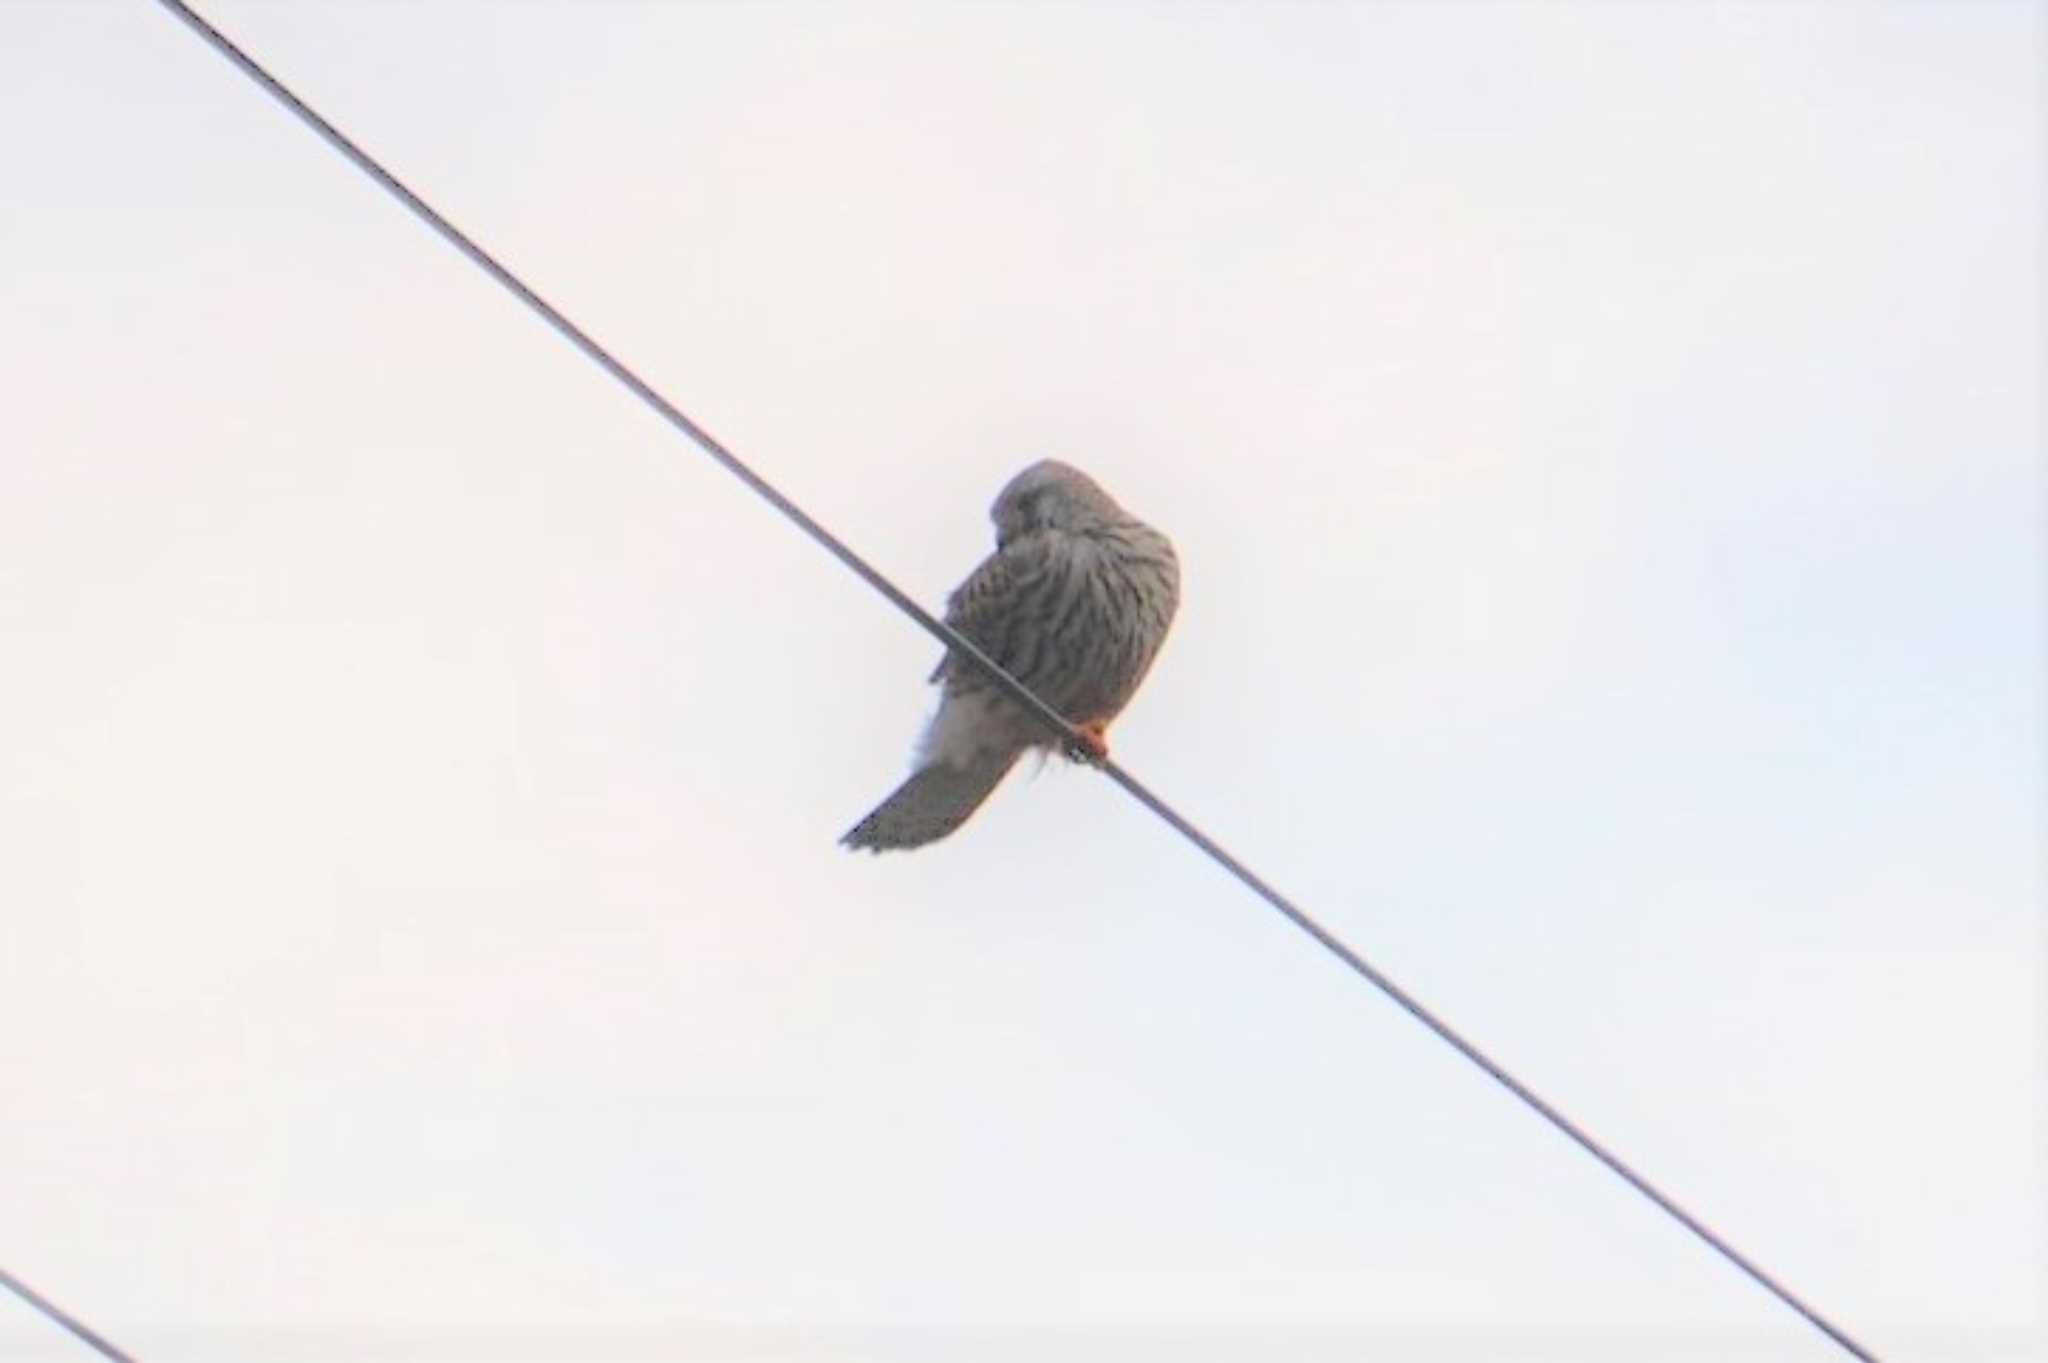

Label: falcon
[842,459,1180,851]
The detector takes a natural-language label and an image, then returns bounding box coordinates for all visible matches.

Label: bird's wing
[928,533,1060,685]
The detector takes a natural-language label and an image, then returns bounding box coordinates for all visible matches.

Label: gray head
[990,459,1122,547]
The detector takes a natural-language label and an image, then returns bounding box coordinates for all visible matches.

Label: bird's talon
[1065,720,1111,764]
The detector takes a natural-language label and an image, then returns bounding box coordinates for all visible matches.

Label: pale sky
[2,3,2040,1362]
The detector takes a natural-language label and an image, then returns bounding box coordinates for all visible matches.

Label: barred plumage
[842,460,1180,852]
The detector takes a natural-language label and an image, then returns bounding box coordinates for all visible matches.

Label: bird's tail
[841,746,1024,851]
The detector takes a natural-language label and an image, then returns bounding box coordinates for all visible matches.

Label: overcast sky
[2,3,2040,1362]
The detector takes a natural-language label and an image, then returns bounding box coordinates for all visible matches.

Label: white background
[2,3,2040,1361]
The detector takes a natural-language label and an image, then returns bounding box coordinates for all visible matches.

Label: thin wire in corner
[0,1266,138,1363]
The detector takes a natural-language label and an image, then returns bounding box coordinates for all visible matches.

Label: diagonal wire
[0,1266,137,1363]
[152,3,1882,1360]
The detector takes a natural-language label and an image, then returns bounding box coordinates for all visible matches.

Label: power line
[0,1266,137,1363]
[152,3,1883,1360]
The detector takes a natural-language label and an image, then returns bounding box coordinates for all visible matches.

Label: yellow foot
[1064,719,1110,764]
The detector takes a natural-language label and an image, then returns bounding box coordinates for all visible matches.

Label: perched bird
[842,459,1180,852]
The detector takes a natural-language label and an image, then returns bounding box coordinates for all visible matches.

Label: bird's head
[990,459,1119,547]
